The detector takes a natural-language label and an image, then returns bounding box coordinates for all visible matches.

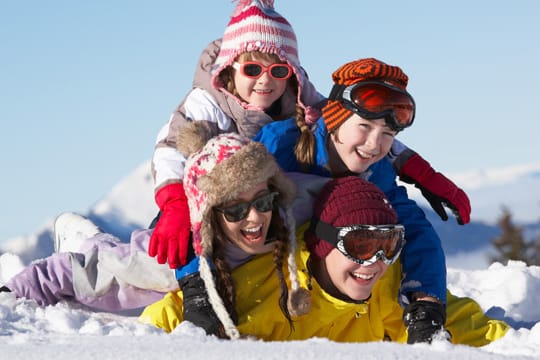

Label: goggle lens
[314,221,405,265]
[216,192,278,222]
[331,82,416,131]
[341,227,404,264]
[234,62,293,80]
[350,84,414,127]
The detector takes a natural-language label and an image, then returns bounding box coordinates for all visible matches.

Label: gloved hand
[397,153,471,225]
[148,183,191,269]
[403,300,448,344]
[178,271,226,338]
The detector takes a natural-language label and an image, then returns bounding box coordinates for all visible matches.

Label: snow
[1,161,539,359]
[1,252,539,359]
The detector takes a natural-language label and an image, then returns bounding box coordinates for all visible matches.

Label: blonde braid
[294,104,315,170]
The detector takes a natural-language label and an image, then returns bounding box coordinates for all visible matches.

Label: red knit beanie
[322,58,409,133]
[305,176,398,260]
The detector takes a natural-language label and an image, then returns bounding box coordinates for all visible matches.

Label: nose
[244,205,264,222]
[256,70,272,83]
[364,129,382,151]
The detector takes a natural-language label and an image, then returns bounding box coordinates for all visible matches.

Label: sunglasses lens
[342,227,403,262]
[222,203,250,222]
[219,192,277,222]
[270,65,292,79]
[252,193,276,212]
[242,63,263,77]
[350,83,415,127]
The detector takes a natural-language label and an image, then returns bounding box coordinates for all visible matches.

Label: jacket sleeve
[151,88,233,191]
[386,138,411,165]
[139,290,185,333]
[367,159,447,304]
[253,116,330,177]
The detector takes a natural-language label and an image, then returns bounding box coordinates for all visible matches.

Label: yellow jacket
[140,231,509,346]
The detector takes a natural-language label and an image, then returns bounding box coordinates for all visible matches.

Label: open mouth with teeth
[355,148,377,160]
[253,89,273,95]
[350,271,376,283]
[241,225,264,242]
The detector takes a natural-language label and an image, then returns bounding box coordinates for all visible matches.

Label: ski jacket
[151,39,324,191]
[140,227,509,346]
[254,117,447,304]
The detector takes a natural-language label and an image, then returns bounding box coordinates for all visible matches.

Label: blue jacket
[254,117,447,304]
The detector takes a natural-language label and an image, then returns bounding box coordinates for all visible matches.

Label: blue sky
[1,0,539,242]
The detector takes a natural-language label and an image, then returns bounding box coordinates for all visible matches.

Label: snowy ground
[0,253,539,359]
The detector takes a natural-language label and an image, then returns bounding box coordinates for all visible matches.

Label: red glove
[148,183,191,268]
[398,153,471,225]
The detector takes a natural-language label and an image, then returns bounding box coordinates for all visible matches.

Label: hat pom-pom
[287,288,311,317]
[177,121,219,157]
[232,0,275,17]
[304,106,321,126]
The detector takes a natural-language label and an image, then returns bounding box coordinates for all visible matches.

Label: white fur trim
[199,256,240,339]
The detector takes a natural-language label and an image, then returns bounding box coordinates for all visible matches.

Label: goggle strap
[313,220,340,246]
[327,84,346,102]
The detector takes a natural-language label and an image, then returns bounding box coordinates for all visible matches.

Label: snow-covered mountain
[2,161,539,269]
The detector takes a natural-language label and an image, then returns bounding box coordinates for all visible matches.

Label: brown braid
[209,212,238,326]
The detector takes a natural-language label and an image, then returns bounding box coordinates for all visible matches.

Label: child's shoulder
[183,88,230,125]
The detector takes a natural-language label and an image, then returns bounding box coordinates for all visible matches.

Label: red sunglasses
[328,81,416,131]
[233,61,293,80]
[313,220,405,265]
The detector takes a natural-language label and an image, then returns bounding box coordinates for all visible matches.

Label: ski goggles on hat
[328,81,416,131]
[216,192,279,223]
[314,220,405,265]
[233,61,293,80]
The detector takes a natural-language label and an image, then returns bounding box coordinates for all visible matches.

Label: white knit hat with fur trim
[177,122,310,339]
[211,0,308,110]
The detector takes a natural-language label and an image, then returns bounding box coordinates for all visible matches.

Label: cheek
[380,138,394,154]
[262,211,273,225]
[219,217,238,239]
[274,80,288,97]
[339,124,366,145]
[325,250,349,278]
[233,75,250,96]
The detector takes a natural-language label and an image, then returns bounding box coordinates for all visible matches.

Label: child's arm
[388,139,471,225]
[150,89,233,268]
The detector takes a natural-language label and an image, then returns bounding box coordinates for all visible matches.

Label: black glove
[179,272,225,337]
[403,300,448,344]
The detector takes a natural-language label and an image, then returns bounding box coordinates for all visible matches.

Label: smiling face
[232,55,289,110]
[328,114,397,175]
[323,247,389,301]
[216,182,275,255]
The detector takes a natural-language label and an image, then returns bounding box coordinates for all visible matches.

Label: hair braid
[293,104,315,170]
[210,214,239,327]
[269,207,294,331]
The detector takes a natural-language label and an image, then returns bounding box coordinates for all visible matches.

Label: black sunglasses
[215,192,279,222]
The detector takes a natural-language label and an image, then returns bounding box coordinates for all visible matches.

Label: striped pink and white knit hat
[211,0,308,109]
